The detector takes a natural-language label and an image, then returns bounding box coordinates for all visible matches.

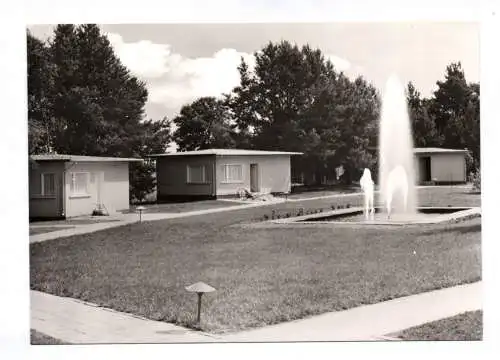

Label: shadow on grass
[419,222,481,236]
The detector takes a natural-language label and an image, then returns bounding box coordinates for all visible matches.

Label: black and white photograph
[2,0,498,358]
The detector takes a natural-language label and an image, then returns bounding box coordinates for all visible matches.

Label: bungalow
[413,147,469,185]
[150,149,303,201]
[29,154,141,219]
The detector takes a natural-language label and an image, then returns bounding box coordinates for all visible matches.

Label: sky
[27,22,479,123]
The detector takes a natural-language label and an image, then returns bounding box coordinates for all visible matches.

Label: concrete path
[31,281,481,344]
[29,200,286,244]
[29,185,473,244]
[31,290,218,344]
[29,189,368,244]
[221,282,482,342]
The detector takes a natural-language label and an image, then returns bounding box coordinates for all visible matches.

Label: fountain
[255,74,480,227]
[378,74,417,219]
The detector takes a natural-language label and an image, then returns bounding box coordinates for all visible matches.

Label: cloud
[106,32,256,118]
[106,33,173,78]
[105,32,366,120]
[148,48,256,106]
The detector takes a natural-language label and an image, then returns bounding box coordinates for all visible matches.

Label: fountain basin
[269,206,480,226]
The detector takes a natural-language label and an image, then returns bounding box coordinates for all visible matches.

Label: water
[378,74,417,215]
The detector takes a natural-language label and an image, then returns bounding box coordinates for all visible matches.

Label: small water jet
[378,74,417,218]
[360,168,375,220]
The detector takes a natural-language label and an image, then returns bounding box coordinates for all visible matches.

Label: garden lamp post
[136,206,146,223]
[185,282,216,327]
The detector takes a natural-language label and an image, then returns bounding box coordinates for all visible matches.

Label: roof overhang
[30,155,143,162]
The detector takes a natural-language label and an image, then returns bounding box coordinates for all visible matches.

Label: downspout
[62,163,66,218]
[213,155,217,198]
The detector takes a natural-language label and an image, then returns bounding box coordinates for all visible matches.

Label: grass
[124,200,240,214]
[29,226,74,235]
[394,310,482,341]
[30,329,69,345]
[30,218,120,226]
[30,187,481,334]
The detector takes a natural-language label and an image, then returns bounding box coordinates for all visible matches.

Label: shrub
[469,168,481,192]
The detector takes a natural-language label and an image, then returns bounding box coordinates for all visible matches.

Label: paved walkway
[31,291,217,344]
[31,281,481,343]
[221,282,482,342]
[29,190,370,244]
[29,199,286,244]
[30,185,467,243]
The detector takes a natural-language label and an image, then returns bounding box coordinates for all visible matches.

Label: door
[419,157,432,182]
[250,164,259,192]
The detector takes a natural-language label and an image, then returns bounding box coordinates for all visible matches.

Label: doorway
[419,156,432,182]
[250,164,259,192]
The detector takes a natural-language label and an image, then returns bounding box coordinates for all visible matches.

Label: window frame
[220,164,244,184]
[186,164,207,184]
[37,172,56,197]
[69,172,91,198]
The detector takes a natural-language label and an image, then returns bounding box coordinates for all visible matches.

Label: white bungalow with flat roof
[413,147,469,185]
[29,154,141,219]
[150,149,303,201]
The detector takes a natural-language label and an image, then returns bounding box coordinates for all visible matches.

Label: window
[37,173,55,196]
[70,172,90,196]
[221,164,243,183]
[186,165,206,184]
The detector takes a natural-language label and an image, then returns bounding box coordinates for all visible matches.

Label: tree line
[28,25,480,201]
[173,43,480,184]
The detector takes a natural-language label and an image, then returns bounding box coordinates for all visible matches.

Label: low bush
[469,169,481,192]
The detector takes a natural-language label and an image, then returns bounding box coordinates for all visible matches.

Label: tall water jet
[378,74,417,216]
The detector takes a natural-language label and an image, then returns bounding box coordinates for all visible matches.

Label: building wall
[156,155,216,199]
[414,153,466,183]
[430,153,466,183]
[216,155,292,196]
[64,161,130,217]
[29,161,65,218]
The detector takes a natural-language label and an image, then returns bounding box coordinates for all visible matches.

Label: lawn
[31,329,69,345]
[394,310,482,341]
[30,218,120,225]
[30,187,481,334]
[123,200,240,214]
[29,226,74,236]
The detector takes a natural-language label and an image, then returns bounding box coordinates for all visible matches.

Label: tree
[27,31,55,154]
[332,76,380,183]
[27,25,172,201]
[129,117,172,202]
[428,62,480,171]
[406,82,442,147]
[228,41,380,185]
[429,62,471,147]
[47,24,150,157]
[173,97,236,151]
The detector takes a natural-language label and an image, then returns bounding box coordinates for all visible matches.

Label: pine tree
[27,25,172,201]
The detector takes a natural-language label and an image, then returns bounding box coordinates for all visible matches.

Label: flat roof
[30,154,142,162]
[413,147,469,154]
[149,149,303,157]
